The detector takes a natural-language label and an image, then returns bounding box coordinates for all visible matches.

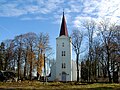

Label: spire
[59,11,68,37]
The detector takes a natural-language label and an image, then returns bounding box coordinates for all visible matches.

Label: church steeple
[59,12,68,37]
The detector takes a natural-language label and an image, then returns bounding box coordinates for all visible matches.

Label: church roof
[59,12,68,37]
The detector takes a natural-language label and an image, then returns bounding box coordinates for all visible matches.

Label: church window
[62,63,63,68]
[62,63,66,68]
[62,51,65,56]
[62,42,64,47]
[64,63,66,68]
[63,51,65,56]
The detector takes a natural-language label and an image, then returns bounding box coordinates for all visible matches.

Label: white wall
[56,35,72,81]
[48,35,81,81]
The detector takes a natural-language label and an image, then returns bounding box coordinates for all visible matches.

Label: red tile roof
[59,12,68,37]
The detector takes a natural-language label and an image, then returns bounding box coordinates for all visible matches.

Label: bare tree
[24,32,37,80]
[71,29,83,82]
[22,34,30,79]
[82,20,96,82]
[98,20,117,82]
[3,39,15,71]
[14,35,24,80]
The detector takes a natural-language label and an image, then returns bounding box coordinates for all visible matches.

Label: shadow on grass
[0,88,10,90]
[0,87,120,90]
[85,87,113,90]
[71,87,120,90]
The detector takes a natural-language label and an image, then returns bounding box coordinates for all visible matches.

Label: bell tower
[56,12,72,81]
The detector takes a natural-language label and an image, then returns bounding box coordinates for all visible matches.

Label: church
[48,12,81,81]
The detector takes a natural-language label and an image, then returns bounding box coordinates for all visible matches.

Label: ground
[0,81,120,90]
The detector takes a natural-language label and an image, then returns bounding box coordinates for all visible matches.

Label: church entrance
[61,72,66,81]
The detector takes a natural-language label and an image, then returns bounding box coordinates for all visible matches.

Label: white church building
[48,12,81,81]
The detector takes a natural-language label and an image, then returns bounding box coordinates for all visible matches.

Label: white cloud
[0,0,64,17]
[24,6,39,14]
[21,16,46,20]
[0,3,26,17]
[73,15,97,27]
[73,0,120,28]
[0,0,120,26]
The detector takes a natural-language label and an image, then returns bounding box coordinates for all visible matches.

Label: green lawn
[0,81,120,90]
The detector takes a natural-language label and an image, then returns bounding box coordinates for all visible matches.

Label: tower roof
[59,12,68,37]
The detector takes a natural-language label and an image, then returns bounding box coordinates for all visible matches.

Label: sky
[0,0,120,58]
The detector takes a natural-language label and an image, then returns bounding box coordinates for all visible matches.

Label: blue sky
[0,0,120,58]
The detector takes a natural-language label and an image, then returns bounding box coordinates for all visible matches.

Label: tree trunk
[88,59,91,82]
[24,57,27,78]
[76,54,79,82]
[44,54,46,82]
[29,52,32,80]
[24,47,28,79]
[18,51,20,80]
[37,50,40,80]
[30,60,32,80]
[29,46,32,80]
[107,48,112,83]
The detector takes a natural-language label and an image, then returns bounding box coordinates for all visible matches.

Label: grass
[0,81,120,90]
